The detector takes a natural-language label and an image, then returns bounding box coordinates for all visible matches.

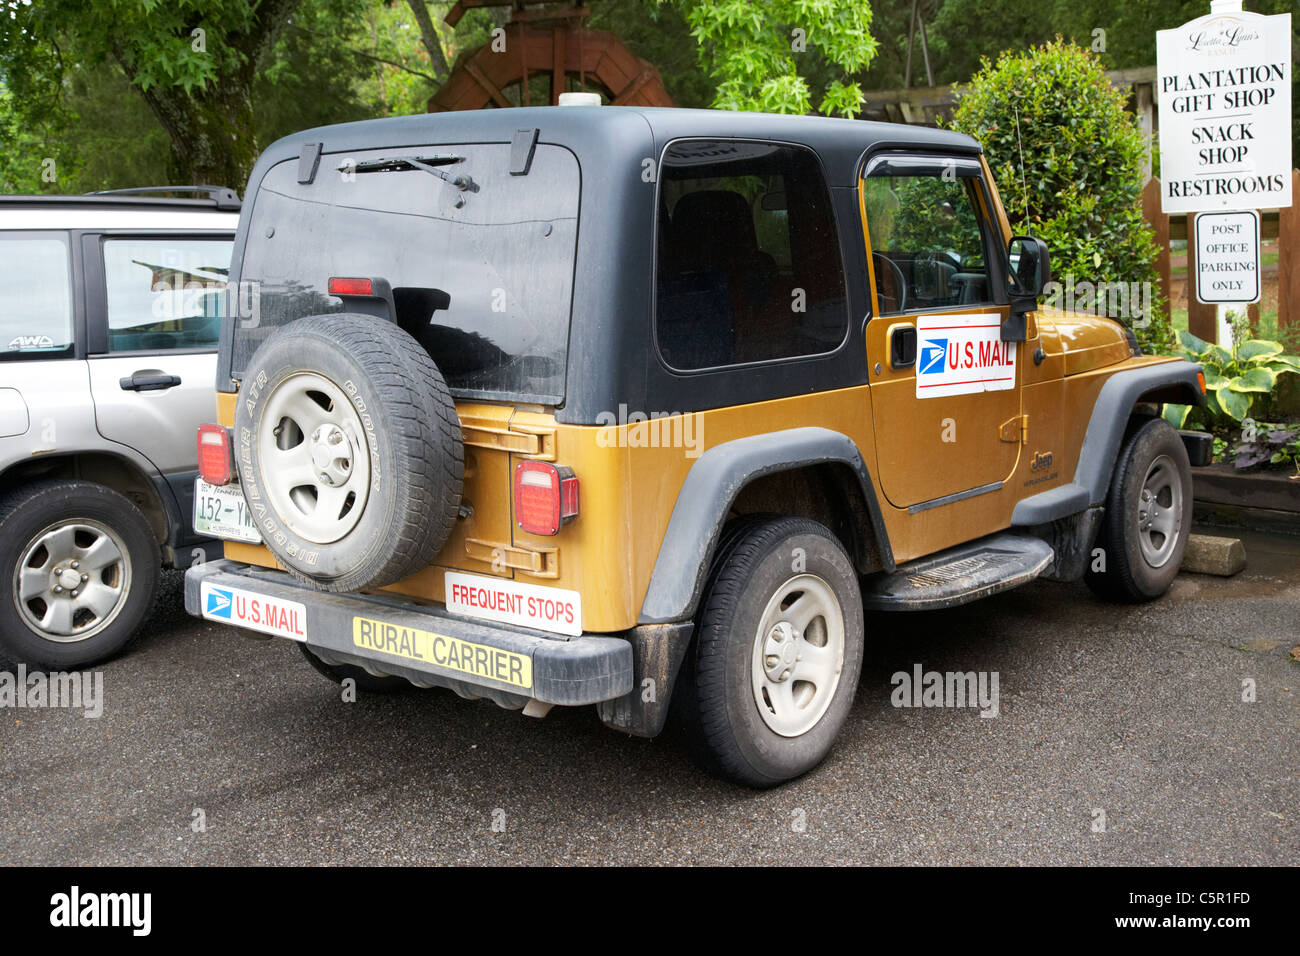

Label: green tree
[591,0,716,107]
[949,40,1171,351]
[669,0,878,115]
[0,0,306,187]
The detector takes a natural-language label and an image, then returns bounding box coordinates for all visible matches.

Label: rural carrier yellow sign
[352,616,533,690]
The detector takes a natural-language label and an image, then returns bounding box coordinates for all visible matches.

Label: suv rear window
[234,143,580,404]
[655,140,847,370]
[0,234,73,358]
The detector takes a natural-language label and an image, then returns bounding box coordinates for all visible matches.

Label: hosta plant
[1162,330,1300,427]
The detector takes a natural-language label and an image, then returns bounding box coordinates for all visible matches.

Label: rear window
[233,142,580,404]
[0,234,73,358]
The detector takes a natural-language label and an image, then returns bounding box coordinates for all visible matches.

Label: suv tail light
[197,424,234,486]
[327,276,374,296]
[513,461,578,536]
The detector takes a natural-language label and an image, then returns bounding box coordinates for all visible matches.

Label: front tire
[676,517,865,788]
[1086,418,1193,602]
[0,480,160,668]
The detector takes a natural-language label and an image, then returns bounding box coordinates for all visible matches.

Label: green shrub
[949,40,1171,353]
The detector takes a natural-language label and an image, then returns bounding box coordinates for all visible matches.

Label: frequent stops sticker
[915,313,1017,398]
[444,571,582,637]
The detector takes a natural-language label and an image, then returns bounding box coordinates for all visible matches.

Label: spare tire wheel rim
[259,372,372,545]
[13,519,132,642]
[1136,454,1182,569]
[750,573,846,738]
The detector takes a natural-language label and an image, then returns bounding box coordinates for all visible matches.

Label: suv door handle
[119,370,182,392]
[888,324,917,369]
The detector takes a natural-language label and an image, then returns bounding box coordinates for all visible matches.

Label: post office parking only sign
[1156,9,1292,214]
[1195,210,1260,304]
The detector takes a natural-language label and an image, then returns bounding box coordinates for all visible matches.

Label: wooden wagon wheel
[429,2,674,111]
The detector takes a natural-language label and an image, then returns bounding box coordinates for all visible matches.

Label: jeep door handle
[119,370,182,392]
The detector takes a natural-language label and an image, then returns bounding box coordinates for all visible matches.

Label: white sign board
[1156,11,1292,214]
[1194,210,1260,304]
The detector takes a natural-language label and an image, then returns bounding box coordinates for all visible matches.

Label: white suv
[0,187,239,667]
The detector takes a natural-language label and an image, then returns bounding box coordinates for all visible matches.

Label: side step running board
[862,533,1054,611]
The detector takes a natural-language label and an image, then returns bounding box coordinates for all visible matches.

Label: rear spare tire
[235,314,463,592]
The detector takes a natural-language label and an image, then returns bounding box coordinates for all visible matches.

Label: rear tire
[675,516,864,788]
[1086,418,1192,602]
[0,480,160,668]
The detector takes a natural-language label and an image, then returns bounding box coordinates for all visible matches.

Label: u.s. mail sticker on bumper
[915,313,1016,399]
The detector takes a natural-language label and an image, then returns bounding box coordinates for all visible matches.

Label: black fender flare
[636,426,891,625]
[1012,359,1205,526]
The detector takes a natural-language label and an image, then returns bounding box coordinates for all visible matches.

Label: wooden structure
[429,0,674,112]
[1142,174,1297,343]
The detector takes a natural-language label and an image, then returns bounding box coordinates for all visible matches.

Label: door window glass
[104,238,232,351]
[862,172,993,315]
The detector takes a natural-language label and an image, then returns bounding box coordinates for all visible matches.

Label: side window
[862,170,994,316]
[103,238,233,352]
[656,140,847,369]
[0,234,73,357]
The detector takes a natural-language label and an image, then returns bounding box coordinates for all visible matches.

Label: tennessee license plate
[193,478,261,543]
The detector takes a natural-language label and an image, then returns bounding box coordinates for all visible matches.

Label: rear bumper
[184,560,633,707]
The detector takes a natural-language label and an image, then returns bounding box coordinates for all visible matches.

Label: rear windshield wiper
[340,154,478,197]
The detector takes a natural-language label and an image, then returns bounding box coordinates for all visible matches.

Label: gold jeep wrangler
[185,106,1207,787]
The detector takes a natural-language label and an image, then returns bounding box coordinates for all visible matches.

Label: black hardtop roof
[258,106,982,187]
[226,107,989,420]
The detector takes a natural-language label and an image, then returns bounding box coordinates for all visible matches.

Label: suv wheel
[676,517,864,787]
[235,314,463,592]
[0,481,160,667]
[1086,418,1193,602]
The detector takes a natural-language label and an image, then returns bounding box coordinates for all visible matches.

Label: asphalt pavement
[2,525,1296,865]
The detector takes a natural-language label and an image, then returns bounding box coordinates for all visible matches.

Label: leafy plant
[668,0,878,116]
[947,41,1172,353]
[1163,329,1300,427]
[1230,423,1300,475]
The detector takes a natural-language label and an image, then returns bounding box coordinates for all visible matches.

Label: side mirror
[1008,235,1050,297]
[1003,236,1050,343]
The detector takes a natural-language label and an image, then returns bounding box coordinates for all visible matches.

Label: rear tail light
[327,276,375,297]
[197,424,234,486]
[513,461,578,536]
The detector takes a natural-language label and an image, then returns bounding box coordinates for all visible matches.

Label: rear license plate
[193,478,261,543]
